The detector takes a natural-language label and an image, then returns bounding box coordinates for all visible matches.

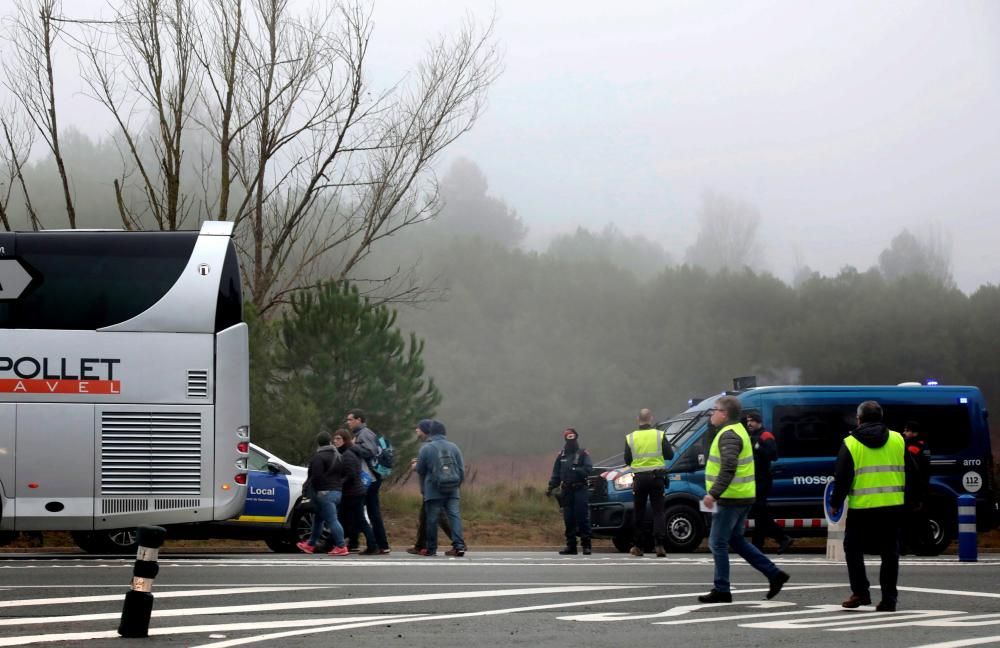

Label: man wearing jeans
[699,396,789,603]
[414,419,467,557]
[347,409,391,554]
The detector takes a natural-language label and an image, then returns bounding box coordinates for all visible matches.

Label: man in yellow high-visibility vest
[829,400,907,612]
[625,408,674,557]
[698,396,790,603]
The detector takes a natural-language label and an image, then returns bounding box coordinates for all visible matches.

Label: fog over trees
[0,1,996,463]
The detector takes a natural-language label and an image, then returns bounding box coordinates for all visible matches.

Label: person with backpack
[547,428,593,555]
[414,419,467,556]
[407,421,453,555]
[332,429,378,555]
[296,431,349,556]
[346,409,391,555]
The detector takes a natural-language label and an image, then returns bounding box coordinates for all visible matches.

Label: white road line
[559,600,795,622]
[910,637,1000,648]
[828,613,1000,632]
[191,585,845,648]
[0,585,643,627]
[0,586,329,608]
[0,615,427,647]
[743,609,960,629]
[897,586,1000,599]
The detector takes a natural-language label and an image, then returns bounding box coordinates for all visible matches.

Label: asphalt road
[0,550,998,647]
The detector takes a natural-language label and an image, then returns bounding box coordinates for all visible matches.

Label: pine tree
[271,281,442,465]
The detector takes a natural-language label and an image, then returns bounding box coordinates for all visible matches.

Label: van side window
[881,404,971,454]
[773,405,855,458]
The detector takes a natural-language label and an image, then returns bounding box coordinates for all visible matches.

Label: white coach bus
[0,221,249,551]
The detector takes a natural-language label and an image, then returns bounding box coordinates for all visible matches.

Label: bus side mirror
[265,460,290,475]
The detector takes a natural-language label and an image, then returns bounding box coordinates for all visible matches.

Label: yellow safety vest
[627,428,666,472]
[705,422,756,500]
[845,430,905,509]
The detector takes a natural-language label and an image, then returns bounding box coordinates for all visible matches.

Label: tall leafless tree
[4,0,76,228]
[77,0,499,312]
[0,113,41,231]
[82,0,201,231]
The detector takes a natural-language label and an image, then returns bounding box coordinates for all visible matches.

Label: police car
[68,444,314,553]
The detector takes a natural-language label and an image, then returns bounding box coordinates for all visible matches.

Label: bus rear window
[0,231,197,330]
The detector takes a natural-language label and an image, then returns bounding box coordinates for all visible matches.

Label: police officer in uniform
[699,396,789,603]
[625,408,674,557]
[901,420,931,553]
[746,412,793,553]
[547,428,593,555]
[830,400,906,611]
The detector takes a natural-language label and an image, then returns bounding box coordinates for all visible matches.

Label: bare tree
[81,0,201,230]
[195,2,500,311]
[74,0,500,312]
[0,114,41,231]
[684,191,763,273]
[4,0,76,227]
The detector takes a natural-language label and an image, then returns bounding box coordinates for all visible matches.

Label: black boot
[581,539,592,555]
[558,545,578,555]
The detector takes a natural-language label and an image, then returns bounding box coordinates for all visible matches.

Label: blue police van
[589,382,998,555]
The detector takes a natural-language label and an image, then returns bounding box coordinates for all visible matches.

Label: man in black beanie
[547,428,594,555]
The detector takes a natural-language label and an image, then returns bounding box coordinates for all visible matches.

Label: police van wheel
[663,504,704,553]
[913,510,953,556]
[292,508,330,552]
[265,536,299,553]
[612,533,632,553]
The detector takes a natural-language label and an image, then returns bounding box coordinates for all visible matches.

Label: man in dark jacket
[547,428,594,555]
[624,408,674,557]
[407,420,453,554]
[297,431,349,556]
[746,412,793,553]
[415,419,467,557]
[699,397,789,603]
[830,400,907,611]
[346,409,391,554]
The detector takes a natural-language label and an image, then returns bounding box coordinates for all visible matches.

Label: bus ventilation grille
[101,412,203,496]
[187,370,209,398]
[102,498,149,515]
[154,498,200,511]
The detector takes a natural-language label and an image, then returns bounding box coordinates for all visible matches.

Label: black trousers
[751,482,786,546]
[560,486,591,545]
[632,471,666,545]
[844,507,901,603]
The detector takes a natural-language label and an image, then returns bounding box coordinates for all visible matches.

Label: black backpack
[433,445,462,491]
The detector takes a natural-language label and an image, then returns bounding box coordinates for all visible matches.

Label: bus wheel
[663,504,705,553]
[71,529,138,554]
[612,533,632,553]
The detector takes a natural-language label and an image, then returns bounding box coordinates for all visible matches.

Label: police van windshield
[657,413,707,449]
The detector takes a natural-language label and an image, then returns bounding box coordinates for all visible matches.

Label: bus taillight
[236,425,249,439]
[237,441,249,453]
[234,474,247,485]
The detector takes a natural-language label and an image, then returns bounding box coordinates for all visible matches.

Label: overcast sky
[6,0,1000,290]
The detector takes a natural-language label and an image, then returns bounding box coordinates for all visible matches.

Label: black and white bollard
[118,526,167,638]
